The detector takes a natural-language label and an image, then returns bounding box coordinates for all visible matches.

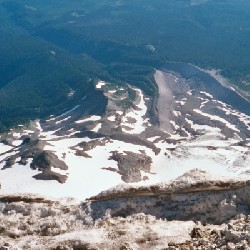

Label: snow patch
[75,115,101,124]
[200,91,214,99]
[12,140,23,147]
[107,116,116,122]
[96,81,106,89]
[55,116,71,124]
[121,88,148,134]
[193,109,240,132]
[176,100,185,106]
[170,121,179,130]
[0,144,13,154]
[36,121,43,132]
[92,123,102,133]
[173,111,181,117]
[58,105,80,118]
[185,118,221,133]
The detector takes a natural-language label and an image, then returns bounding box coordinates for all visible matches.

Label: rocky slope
[86,169,250,224]
[0,64,249,200]
[0,169,250,249]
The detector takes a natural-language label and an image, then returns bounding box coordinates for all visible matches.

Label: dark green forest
[0,0,250,131]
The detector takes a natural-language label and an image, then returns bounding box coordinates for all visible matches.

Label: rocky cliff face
[0,169,249,249]
[84,169,250,224]
[109,151,152,182]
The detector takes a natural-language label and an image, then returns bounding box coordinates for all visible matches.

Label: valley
[0,64,249,200]
[0,0,250,248]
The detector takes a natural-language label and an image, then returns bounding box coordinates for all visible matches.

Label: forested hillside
[1,0,250,131]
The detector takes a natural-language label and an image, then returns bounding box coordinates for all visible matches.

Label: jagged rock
[75,150,92,158]
[31,151,68,171]
[2,155,18,169]
[0,170,250,249]
[191,228,205,238]
[75,139,107,151]
[110,133,161,155]
[0,138,13,146]
[120,243,132,250]
[109,151,152,182]
[21,139,47,152]
[20,137,31,145]
[86,169,250,223]
[33,169,68,184]
[227,242,236,250]
[0,139,50,170]
[18,157,28,165]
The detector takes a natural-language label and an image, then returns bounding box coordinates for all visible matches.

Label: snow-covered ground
[96,80,106,89]
[121,88,149,134]
[0,138,150,200]
[0,72,249,201]
[0,129,249,200]
[193,109,240,132]
[55,116,71,124]
[0,143,13,154]
[75,115,101,124]
[145,135,249,185]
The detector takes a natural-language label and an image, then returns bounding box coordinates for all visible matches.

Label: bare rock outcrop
[30,151,68,171]
[85,169,250,224]
[33,169,68,184]
[109,151,152,183]
[30,151,68,183]
[0,169,250,249]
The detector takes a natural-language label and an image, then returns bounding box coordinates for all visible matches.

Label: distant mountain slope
[0,31,108,131]
[0,0,250,130]
[2,0,250,88]
[0,64,249,199]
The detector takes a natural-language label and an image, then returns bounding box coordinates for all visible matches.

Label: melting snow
[23,130,35,134]
[58,105,80,118]
[194,109,240,132]
[36,121,43,132]
[107,116,116,122]
[92,123,102,132]
[116,111,123,116]
[200,99,209,108]
[40,130,61,140]
[200,91,214,99]
[185,118,220,133]
[121,88,148,134]
[75,115,101,124]
[108,90,116,94]
[173,111,181,117]
[170,121,179,130]
[96,81,106,89]
[176,100,185,106]
[55,116,71,124]
[1,129,249,200]
[0,144,13,154]
[12,140,22,147]
[217,106,250,130]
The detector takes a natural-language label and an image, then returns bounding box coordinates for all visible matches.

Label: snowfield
[0,69,249,201]
[0,129,249,200]
[75,115,101,124]
[95,80,106,89]
[121,88,149,134]
[193,109,240,132]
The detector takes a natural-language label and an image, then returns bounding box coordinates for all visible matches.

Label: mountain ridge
[0,169,250,249]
